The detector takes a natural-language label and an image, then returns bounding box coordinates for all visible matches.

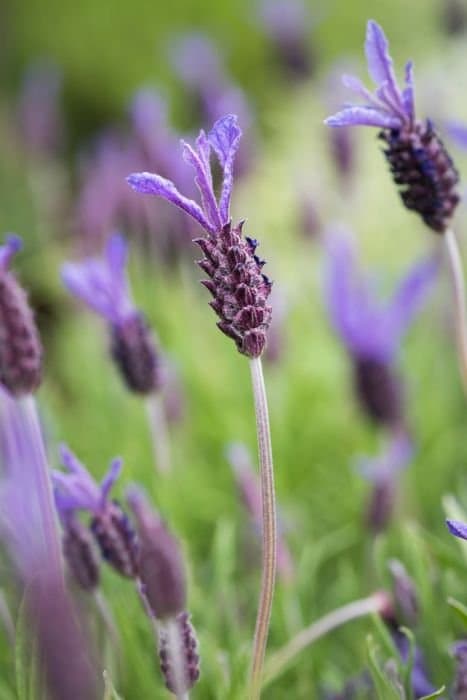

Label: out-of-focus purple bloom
[128,115,273,358]
[446,120,467,150]
[298,194,322,240]
[441,0,467,35]
[324,229,437,425]
[0,391,99,699]
[325,21,459,234]
[227,442,294,583]
[259,0,314,80]
[388,559,419,626]
[54,445,138,579]
[62,233,164,394]
[16,61,64,158]
[452,640,467,698]
[324,65,357,193]
[447,519,467,540]
[0,235,43,397]
[358,430,413,532]
[392,629,436,699]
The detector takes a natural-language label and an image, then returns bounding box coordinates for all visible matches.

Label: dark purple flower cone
[90,502,138,579]
[110,312,163,395]
[365,478,396,534]
[62,519,100,592]
[380,120,460,234]
[0,270,42,396]
[453,641,467,699]
[196,222,272,358]
[158,612,200,694]
[353,356,403,427]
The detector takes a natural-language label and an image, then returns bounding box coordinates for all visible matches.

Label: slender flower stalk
[262,592,390,689]
[324,20,467,393]
[62,233,171,472]
[127,114,276,697]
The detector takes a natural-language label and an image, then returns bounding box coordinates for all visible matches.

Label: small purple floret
[447,519,467,540]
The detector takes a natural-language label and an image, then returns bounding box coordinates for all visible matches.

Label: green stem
[445,228,467,393]
[249,357,277,700]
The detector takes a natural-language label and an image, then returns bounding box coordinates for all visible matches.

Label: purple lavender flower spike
[325,20,459,233]
[324,228,437,426]
[53,446,138,579]
[0,234,43,396]
[128,115,273,358]
[452,640,467,697]
[62,233,164,394]
[446,519,467,540]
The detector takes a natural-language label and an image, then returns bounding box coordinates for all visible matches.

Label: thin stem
[249,357,277,700]
[0,589,15,646]
[146,394,171,474]
[262,592,388,688]
[445,228,467,393]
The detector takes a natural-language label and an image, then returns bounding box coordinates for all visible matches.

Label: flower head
[128,115,273,358]
[325,20,459,234]
[325,229,437,424]
[53,445,138,579]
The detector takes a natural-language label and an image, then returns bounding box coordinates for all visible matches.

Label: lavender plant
[62,233,172,472]
[324,21,467,393]
[127,114,275,698]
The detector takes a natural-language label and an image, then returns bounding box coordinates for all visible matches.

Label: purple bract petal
[365,20,402,113]
[0,235,22,272]
[447,519,467,539]
[99,458,123,507]
[208,114,242,222]
[325,107,401,129]
[182,137,222,231]
[127,172,214,233]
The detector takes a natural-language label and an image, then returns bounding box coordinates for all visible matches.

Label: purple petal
[61,259,129,324]
[181,140,222,231]
[357,430,413,482]
[402,61,415,122]
[0,235,22,271]
[447,519,467,539]
[384,256,438,345]
[127,171,214,233]
[99,458,123,506]
[342,74,380,107]
[325,107,401,129]
[208,114,242,223]
[446,120,467,149]
[365,20,403,113]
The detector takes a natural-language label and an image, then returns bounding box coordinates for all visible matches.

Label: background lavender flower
[128,114,273,358]
[452,640,467,698]
[259,0,314,80]
[325,20,459,234]
[324,229,437,426]
[62,233,164,394]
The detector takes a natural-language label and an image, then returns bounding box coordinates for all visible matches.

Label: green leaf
[103,670,124,700]
[419,687,446,699]
[447,596,467,627]
[366,635,403,700]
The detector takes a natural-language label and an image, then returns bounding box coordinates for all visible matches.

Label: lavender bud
[128,487,186,619]
[158,612,200,694]
[388,559,419,627]
[0,254,42,396]
[110,312,164,394]
[453,641,467,699]
[62,517,100,592]
[90,501,138,579]
[353,356,403,427]
[196,223,272,358]
[380,120,460,234]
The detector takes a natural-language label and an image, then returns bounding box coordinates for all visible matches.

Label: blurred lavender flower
[169,34,254,175]
[447,519,467,540]
[358,431,413,533]
[324,65,357,193]
[441,0,467,35]
[388,559,419,627]
[62,233,164,395]
[16,61,64,159]
[226,442,294,583]
[0,235,43,396]
[325,20,459,233]
[299,194,322,241]
[391,629,436,698]
[259,0,314,80]
[0,391,99,700]
[128,115,273,358]
[53,445,138,579]
[324,229,438,426]
[127,486,200,695]
[452,640,467,698]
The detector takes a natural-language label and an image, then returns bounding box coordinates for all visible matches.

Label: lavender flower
[259,0,314,80]
[447,519,467,540]
[325,20,460,234]
[358,431,413,532]
[128,115,273,358]
[388,559,418,626]
[324,229,437,426]
[0,235,43,396]
[127,486,200,695]
[452,640,467,698]
[53,445,138,579]
[62,233,164,394]
[0,390,99,699]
